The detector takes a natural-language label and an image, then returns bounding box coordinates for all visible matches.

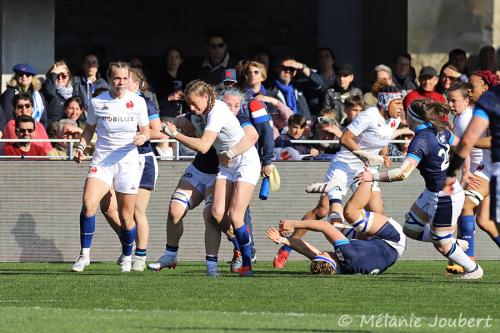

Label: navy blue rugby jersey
[406,123,455,192]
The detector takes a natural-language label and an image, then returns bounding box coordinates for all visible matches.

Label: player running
[153,81,260,276]
[356,99,483,279]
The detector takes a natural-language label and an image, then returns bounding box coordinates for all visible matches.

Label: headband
[407,104,425,124]
[377,92,402,111]
[312,255,337,272]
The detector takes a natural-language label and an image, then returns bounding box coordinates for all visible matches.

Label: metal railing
[0,138,411,160]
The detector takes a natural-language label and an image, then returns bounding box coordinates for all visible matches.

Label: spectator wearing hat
[42,61,78,129]
[0,63,47,129]
[364,64,394,108]
[404,66,446,111]
[269,57,323,122]
[214,68,238,91]
[199,31,236,85]
[2,115,48,157]
[323,62,362,123]
[391,52,417,96]
[72,52,109,112]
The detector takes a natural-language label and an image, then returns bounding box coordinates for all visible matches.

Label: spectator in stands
[317,47,336,89]
[323,63,362,122]
[2,115,48,157]
[270,57,323,120]
[73,52,109,111]
[477,45,497,73]
[314,107,342,155]
[364,64,394,108]
[274,115,319,159]
[47,119,80,158]
[391,52,417,96]
[404,66,446,111]
[249,46,274,86]
[448,48,469,77]
[2,93,52,154]
[435,64,462,100]
[156,47,188,119]
[1,63,47,129]
[340,95,364,129]
[199,31,235,85]
[241,60,294,139]
[43,61,77,129]
[0,103,5,138]
[387,124,413,162]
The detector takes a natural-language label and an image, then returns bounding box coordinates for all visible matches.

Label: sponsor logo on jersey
[183,172,193,178]
[437,132,447,144]
[98,116,135,122]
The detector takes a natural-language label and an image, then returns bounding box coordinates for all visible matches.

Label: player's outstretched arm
[280,219,347,244]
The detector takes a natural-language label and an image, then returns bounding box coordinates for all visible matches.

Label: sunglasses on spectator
[85,60,98,65]
[57,73,69,79]
[16,103,32,109]
[16,72,32,78]
[280,66,296,73]
[209,42,225,49]
[17,128,35,133]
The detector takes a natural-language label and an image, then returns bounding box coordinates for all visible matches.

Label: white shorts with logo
[87,159,142,194]
[180,164,216,195]
[411,180,464,228]
[217,147,260,185]
[323,159,381,202]
[472,160,492,181]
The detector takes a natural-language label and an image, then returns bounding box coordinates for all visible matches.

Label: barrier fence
[0,160,498,263]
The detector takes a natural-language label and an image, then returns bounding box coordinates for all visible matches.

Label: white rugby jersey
[334,107,400,167]
[453,106,484,170]
[201,100,245,153]
[87,90,149,164]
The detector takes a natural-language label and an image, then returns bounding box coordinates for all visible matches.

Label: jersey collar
[414,122,432,133]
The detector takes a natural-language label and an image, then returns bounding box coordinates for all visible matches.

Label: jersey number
[438,144,450,171]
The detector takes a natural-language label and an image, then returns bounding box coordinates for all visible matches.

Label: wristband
[171,130,178,138]
[77,144,86,151]
[373,172,380,181]
[446,152,466,177]
[226,149,236,159]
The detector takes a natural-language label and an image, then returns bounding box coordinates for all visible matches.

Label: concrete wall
[0,0,54,91]
[0,161,498,263]
[408,0,497,74]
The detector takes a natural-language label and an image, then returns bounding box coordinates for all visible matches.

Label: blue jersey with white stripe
[333,221,401,274]
[137,93,159,154]
[191,110,252,175]
[473,85,500,162]
[406,123,455,192]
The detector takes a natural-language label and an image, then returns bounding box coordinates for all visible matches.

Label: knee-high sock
[444,241,477,272]
[80,211,95,250]
[234,225,252,267]
[458,215,475,256]
[120,226,137,256]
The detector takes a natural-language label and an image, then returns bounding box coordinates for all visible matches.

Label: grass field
[0,261,498,333]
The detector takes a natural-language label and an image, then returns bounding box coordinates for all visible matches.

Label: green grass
[0,261,498,333]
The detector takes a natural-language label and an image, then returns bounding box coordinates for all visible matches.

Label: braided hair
[184,79,217,113]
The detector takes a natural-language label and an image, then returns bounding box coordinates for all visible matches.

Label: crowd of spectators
[1,31,499,160]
